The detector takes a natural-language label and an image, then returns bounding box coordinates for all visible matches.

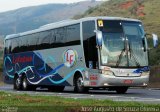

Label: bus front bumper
[84,74,149,87]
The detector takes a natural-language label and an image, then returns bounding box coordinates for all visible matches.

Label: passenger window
[54,27,66,47]
[4,40,11,54]
[11,38,19,53]
[38,30,52,49]
[20,35,28,52]
[50,30,56,47]
[28,33,39,51]
[55,27,66,43]
[66,24,80,45]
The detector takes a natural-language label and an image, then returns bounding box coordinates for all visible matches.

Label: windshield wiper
[116,48,125,67]
[128,42,141,67]
[116,39,141,67]
[116,36,128,67]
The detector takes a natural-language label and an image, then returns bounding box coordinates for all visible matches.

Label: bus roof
[5,16,141,40]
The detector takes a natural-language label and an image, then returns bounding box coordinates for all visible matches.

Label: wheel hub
[23,79,27,89]
[77,77,83,87]
[16,78,20,86]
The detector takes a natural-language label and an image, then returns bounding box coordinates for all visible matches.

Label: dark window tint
[83,21,98,68]
[10,38,19,53]
[28,33,39,51]
[55,27,65,43]
[66,24,80,45]
[7,23,81,53]
[53,24,80,48]
[18,37,22,52]
[4,39,11,54]
[99,20,123,33]
[38,30,52,49]
[19,35,28,52]
[54,27,66,47]
[18,33,40,52]
[50,30,55,48]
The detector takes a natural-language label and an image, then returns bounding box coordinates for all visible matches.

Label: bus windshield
[99,20,148,68]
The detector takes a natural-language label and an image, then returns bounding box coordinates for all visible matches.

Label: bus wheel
[22,75,33,91]
[74,75,88,93]
[14,75,22,90]
[116,87,128,94]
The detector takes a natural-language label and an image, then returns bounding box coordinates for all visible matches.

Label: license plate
[123,80,133,84]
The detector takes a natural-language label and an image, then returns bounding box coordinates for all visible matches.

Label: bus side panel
[3,45,85,86]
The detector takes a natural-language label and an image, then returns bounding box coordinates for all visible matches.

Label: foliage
[0,91,159,112]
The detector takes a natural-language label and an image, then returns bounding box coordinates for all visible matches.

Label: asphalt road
[0,85,160,104]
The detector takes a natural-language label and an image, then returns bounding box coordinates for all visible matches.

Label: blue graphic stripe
[4,56,14,78]
[4,51,83,85]
[49,68,84,84]
[133,66,150,73]
[17,66,34,75]
[34,64,65,77]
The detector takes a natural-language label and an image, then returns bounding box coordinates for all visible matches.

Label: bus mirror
[95,30,103,47]
[152,34,158,48]
[142,38,147,52]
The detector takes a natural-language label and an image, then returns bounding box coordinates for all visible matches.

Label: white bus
[3,17,158,93]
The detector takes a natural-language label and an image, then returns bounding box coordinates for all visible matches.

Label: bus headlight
[141,72,149,76]
[102,70,113,76]
[84,71,89,79]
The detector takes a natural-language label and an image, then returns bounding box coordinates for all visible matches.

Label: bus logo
[63,49,77,68]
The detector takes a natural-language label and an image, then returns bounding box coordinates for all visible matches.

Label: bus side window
[18,37,24,52]
[66,24,80,45]
[28,33,39,51]
[54,27,66,48]
[20,35,28,52]
[11,38,19,53]
[38,30,52,50]
[4,40,8,54]
[50,30,56,48]
[4,40,11,54]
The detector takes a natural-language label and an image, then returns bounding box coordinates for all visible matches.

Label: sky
[0,0,104,13]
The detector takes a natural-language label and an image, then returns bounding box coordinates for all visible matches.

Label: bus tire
[116,87,128,94]
[13,75,22,90]
[22,75,34,91]
[74,75,88,93]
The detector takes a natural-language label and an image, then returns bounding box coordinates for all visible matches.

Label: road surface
[0,85,160,104]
